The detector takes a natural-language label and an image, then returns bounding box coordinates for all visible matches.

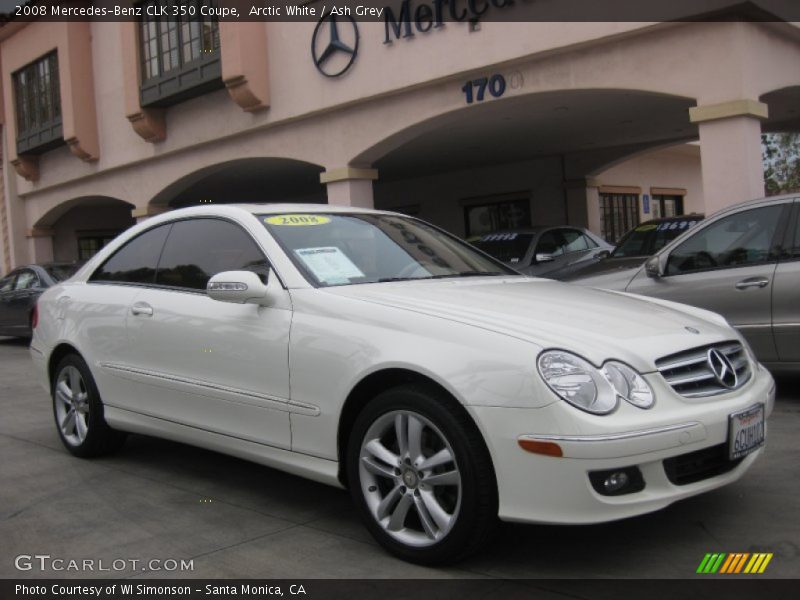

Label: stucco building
[1,3,799,271]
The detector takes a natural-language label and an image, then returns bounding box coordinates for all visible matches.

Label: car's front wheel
[347,384,497,564]
[52,354,126,457]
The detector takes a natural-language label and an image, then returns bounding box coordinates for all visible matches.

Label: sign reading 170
[462,74,506,104]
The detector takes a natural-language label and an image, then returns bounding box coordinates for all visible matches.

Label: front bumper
[468,365,775,524]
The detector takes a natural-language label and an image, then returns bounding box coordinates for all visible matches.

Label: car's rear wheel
[347,384,497,564]
[52,354,126,457]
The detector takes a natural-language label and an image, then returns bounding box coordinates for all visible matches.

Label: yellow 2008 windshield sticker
[264,214,331,226]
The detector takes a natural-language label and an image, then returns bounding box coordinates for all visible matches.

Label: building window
[139,1,223,107]
[600,193,639,244]
[78,233,120,261]
[13,52,64,155]
[464,198,531,238]
[651,195,685,219]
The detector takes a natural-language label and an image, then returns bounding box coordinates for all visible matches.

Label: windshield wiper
[429,271,506,279]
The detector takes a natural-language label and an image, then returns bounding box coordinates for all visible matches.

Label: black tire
[347,384,497,564]
[52,354,126,458]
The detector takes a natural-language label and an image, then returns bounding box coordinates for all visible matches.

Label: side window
[560,229,589,254]
[14,270,39,290]
[583,234,599,249]
[156,219,269,291]
[789,203,800,259]
[90,224,171,284]
[666,205,783,276]
[536,231,566,257]
[0,274,17,293]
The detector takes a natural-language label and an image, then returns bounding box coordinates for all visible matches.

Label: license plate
[729,404,765,460]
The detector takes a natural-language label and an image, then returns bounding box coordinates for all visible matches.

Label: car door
[0,272,19,332]
[124,217,292,450]
[6,269,40,333]
[84,223,174,410]
[626,202,789,362]
[772,199,800,363]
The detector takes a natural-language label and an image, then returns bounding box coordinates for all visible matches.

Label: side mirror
[644,255,664,278]
[207,270,271,306]
[596,250,611,259]
[535,253,555,264]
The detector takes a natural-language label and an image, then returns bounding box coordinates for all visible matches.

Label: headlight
[537,351,618,414]
[602,361,655,409]
[538,351,655,414]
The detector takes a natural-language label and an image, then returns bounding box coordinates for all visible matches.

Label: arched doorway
[149,158,326,210]
[352,89,698,239]
[32,196,135,263]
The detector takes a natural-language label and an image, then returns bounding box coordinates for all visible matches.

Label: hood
[324,277,736,373]
[560,257,645,283]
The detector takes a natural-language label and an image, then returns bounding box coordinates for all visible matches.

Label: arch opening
[149,158,326,210]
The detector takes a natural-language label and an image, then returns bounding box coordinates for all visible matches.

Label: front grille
[663,443,743,485]
[655,341,751,398]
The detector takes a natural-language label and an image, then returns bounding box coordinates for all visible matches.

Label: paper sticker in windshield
[265,214,331,226]
[481,233,518,242]
[295,247,364,283]
[635,224,658,232]
[656,220,699,232]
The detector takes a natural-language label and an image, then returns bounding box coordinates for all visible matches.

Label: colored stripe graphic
[698,553,773,574]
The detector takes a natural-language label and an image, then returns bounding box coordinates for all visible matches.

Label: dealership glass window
[13,52,63,154]
[90,224,172,285]
[600,193,640,244]
[651,195,684,219]
[78,235,121,261]
[666,205,783,275]
[139,0,223,107]
[464,199,531,238]
[155,219,270,290]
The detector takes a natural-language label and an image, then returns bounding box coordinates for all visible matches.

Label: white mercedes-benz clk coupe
[30,204,773,564]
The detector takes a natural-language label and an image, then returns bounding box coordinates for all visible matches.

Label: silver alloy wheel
[359,410,462,547]
[54,366,90,446]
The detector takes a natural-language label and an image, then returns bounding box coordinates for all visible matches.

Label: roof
[229,203,391,215]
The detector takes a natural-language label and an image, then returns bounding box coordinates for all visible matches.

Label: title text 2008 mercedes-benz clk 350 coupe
[30,205,774,564]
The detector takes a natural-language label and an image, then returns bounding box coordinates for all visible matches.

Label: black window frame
[78,233,123,262]
[89,217,274,294]
[89,223,172,287]
[651,194,685,219]
[600,193,640,244]
[664,204,790,277]
[463,198,532,238]
[12,51,64,155]
[154,217,272,292]
[138,0,223,108]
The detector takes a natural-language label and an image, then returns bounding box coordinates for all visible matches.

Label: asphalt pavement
[1,336,798,579]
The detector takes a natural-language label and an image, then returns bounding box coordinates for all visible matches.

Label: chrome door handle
[735,278,769,290]
[130,302,153,317]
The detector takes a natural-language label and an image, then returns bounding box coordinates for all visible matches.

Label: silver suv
[568,194,799,372]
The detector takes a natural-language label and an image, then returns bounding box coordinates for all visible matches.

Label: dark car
[555,215,704,283]
[469,226,612,278]
[0,263,80,338]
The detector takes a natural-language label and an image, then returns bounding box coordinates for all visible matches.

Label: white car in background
[30,204,774,564]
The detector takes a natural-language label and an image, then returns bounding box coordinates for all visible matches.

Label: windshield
[470,233,534,264]
[611,218,702,258]
[261,213,514,287]
[44,264,80,282]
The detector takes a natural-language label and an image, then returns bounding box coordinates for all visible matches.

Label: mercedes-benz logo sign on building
[312,15,359,77]
[707,348,738,389]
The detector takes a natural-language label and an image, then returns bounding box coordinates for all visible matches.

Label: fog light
[588,466,645,496]
[604,471,629,493]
